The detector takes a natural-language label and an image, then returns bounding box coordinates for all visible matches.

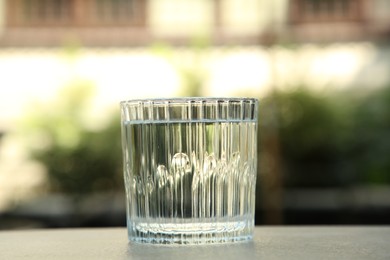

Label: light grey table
[1,227,389,259]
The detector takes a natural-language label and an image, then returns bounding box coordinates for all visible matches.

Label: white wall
[221,0,288,36]
[148,0,213,37]
[148,0,289,38]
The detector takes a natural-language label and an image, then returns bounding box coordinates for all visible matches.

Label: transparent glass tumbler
[120,98,258,244]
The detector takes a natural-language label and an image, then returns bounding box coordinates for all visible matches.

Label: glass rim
[120,97,258,105]
[121,97,258,122]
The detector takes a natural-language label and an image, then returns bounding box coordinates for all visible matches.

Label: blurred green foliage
[260,86,390,188]
[23,81,122,196]
[352,87,390,185]
[22,80,390,198]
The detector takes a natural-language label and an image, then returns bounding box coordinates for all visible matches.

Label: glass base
[127,218,254,244]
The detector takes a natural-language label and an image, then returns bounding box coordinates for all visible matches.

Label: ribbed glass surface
[121,98,258,244]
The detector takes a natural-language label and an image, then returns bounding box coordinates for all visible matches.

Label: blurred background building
[0,0,390,229]
[1,0,390,46]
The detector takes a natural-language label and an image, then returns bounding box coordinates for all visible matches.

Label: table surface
[1,227,389,259]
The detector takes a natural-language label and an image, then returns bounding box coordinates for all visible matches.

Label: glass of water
[120,98,258,244]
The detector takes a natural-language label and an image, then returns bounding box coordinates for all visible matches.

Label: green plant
[351,86,390,185]
[23,81,122,196]
[260,88,355,187]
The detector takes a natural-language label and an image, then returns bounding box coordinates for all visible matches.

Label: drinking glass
[120,98,258,244]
